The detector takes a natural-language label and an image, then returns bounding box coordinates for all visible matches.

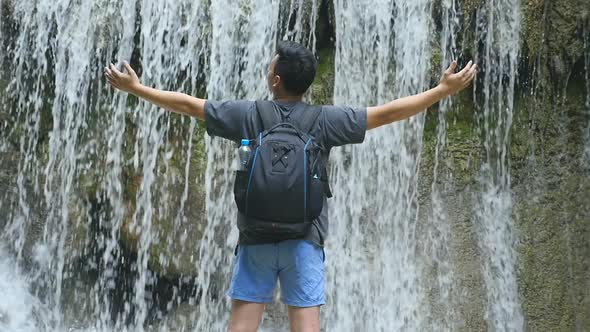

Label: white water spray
[196,1,281,330]
[0,0,210,330]
[427,0,460,329]
[475,0,524,330]
[97,0,137,329]
[0,248,51,332]
[326,0,432,330]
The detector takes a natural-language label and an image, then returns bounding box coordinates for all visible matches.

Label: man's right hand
[105,61,141,94]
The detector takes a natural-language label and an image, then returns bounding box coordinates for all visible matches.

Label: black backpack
[233,100,331,243]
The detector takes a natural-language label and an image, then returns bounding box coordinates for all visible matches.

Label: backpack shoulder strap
[255,100,279,130]
[298,105,322,134]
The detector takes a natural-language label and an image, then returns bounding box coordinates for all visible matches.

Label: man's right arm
[105,62,206,120]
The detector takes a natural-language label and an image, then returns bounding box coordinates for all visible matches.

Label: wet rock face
[417,1,590,330]
[511,75,590,331]
[0,146,49,266]
[0,155,15,230]
[119,130,208,278]
[417,83,590,331]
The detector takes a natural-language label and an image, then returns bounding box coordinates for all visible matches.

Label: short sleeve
[205,100,255,142]
[321,105,367,148]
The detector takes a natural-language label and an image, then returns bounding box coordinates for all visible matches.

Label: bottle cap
[241,139,250,146]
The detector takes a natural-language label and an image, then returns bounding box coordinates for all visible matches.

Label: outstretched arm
[105,62,206,120]
[366,61,477,130]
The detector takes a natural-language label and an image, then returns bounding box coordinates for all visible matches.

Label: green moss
[430,46,443,83]
[310,47,335,105]
[522,0,546,62]
[516,178,588,331]
[547,0,587,62]
[420,50,590,328]
[460,0,483,52]
[522,0,589,71]
[462,0,483,19]
[118,117,208,278]
[421,88,481,189]
[512,74,590,331]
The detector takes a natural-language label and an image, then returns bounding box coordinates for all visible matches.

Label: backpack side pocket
[234,170,249,213]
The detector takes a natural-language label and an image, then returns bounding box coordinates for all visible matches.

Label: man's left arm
[366,60,477,130]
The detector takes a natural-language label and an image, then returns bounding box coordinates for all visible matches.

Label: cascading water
[427,0,460,329]
[326,0,431,330]
[94,0,210,329]
[97,0,137,329]
[129,1,199,328]
[0,0,210,330]
[2,1,118,329]
[196,1,281,330]
[474,0,524,330]
[282,0,318,54]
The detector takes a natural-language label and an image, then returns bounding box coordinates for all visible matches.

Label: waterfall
[0,0,210,330]
[98,0,137,329]
[474,0,524,330]
[427,0,460,329]
[196,1,281,329]
[0,0,317,329]
[326,0,431,330]
[96,0,210,328]
[2,1,116,329]
[282,0,319,53]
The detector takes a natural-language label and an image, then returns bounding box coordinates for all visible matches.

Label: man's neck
[272,94,303,102]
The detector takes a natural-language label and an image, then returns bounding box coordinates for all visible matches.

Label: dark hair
[274,41,317,95]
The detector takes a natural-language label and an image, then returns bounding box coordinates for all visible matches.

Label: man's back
[204,99,367,246]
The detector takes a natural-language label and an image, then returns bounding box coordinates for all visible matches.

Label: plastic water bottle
[238,139,251,171]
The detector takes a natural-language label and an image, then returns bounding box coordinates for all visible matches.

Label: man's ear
[272,75,281,89]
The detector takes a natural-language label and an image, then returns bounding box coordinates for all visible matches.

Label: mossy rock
[522,0,546,62]
[419,27,590,328]
[421,90,481,190]
[511,74,590,331]
[0,145,90,268]
[522,0,588,74]
[310,47,335,105]
[120,122,207,278]
[64,196,93,262]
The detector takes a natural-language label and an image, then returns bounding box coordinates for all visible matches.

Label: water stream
[326,0,431,330]
[427,0,460,329]
[0,0,533,331]
[474,0,524,330]
[197,1,281,329]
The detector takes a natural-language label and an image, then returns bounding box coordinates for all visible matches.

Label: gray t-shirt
[205,100,367,247]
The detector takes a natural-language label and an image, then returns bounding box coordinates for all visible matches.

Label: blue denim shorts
[227,239,325,307]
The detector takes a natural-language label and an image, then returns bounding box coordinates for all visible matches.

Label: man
[105,41,477,332]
